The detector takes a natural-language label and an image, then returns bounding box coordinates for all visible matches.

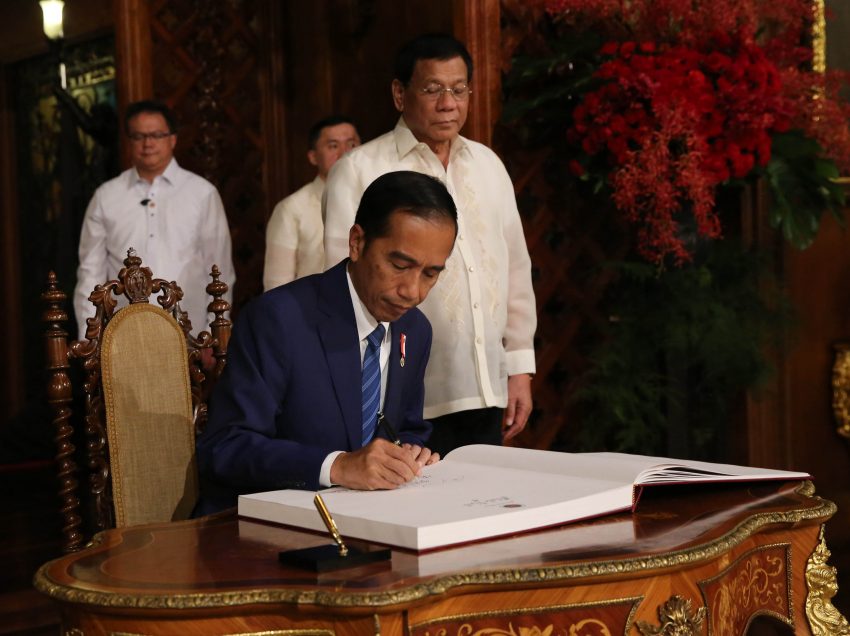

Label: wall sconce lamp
[40,0,65,40]
[40,0,66,88]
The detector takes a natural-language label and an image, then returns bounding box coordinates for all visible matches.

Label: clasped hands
[330,439,439,490]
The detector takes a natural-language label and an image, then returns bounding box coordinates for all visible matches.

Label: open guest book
[238,444,811,551]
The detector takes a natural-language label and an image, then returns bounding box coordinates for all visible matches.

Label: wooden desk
[34,481,849,636]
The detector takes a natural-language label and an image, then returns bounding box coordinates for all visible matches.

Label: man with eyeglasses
[323,34,537,457]
[74,100,235,339]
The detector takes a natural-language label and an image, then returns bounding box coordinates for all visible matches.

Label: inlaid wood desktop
[34,481,848,635]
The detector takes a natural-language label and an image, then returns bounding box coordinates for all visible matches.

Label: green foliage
[763,130,846,249]
[571,243,790,458]
[501,31,602,146]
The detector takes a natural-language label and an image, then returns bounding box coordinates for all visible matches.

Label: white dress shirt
[323,118,536,419]
[319,266,391,486]
[74,158,235,338]
[263,175,325,291]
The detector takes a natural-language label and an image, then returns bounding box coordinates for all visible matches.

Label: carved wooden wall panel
[277,2,455,194]
[147,0,269,308]
[141,0,477,309]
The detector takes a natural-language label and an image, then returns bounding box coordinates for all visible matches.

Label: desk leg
[805,526,850,635]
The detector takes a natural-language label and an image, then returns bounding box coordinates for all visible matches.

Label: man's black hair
[355,171,458,241]
[308,114,358,149]
[393,33,474,85]
[124,100,178,134]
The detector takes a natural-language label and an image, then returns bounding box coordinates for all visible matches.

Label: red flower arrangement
[569,34,790,263]
[540,0,850,264]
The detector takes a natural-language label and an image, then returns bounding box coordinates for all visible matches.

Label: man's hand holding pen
[376,412,439,467]
[329,437,440,491]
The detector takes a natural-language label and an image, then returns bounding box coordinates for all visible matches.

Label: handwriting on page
[464,496,524,508]
[398,472,525,507]
[398,473,465,489]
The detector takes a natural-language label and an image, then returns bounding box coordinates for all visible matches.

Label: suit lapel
[316,262,362,450]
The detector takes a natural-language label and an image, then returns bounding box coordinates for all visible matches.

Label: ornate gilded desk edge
[32,484,835,611]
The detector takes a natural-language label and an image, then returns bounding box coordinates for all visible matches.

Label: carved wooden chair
[42,249,231,553]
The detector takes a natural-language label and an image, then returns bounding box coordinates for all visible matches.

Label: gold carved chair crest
[42,249,231,553]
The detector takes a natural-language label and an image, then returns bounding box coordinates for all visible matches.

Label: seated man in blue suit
[195,170,458,514]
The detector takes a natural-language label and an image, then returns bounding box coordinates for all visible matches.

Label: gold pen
[313,493,348,557]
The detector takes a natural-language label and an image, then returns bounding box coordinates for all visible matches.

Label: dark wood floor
[0,461,61,635]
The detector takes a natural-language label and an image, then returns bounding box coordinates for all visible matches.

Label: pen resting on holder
[314,493,348,556]
[277,492,392,572]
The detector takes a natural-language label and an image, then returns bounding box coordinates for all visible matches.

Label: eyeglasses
[128,131,173,142]
[417,83,472,101]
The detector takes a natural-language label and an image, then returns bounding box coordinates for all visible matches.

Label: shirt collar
[345,264,390,344]
[392,116,470,161]
[130,157,181,188]
[307,174,325,198]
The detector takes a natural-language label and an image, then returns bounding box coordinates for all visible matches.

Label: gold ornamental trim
[33,483,834,611]
[805,527,850,634]
[812,0,826,74]
[636,595,706,636]
[832,343,850,438]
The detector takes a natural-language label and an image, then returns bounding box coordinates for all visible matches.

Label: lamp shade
[40,0,64,40]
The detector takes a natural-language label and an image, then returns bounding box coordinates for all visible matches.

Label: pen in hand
[377,412,402,446]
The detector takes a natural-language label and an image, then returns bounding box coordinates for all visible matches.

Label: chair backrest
[42,249,231,552]
[101,303,197,527]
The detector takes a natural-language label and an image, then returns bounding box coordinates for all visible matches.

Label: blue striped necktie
[361,323,386,446]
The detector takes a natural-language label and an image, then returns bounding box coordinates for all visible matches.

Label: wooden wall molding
[453,0,500,147]
[113,0,153,168]
[259,1,288,210]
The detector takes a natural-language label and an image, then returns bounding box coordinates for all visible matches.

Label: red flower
[568,160,586,176]
[565,32,794,263]
[548,0,850,264]
[600,41,619,56]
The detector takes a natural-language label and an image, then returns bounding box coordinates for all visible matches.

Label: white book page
[444,446,809,487]
[581,452,810,485]
[445,445,656,484]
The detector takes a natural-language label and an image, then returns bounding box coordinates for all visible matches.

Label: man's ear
[391,79,405,112]
[348,224,366,262]
[307,149,318,167]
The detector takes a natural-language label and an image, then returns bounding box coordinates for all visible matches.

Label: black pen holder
[279,544,392,572]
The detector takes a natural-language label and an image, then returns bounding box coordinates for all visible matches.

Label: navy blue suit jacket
[195,260,433,514]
